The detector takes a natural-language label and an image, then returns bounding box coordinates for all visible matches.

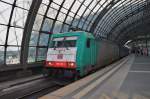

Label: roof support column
[20,0,42,69]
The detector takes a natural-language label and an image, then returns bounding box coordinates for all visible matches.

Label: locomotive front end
[45,36,78,69]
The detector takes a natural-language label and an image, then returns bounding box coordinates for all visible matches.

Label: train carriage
[45,31,127,78]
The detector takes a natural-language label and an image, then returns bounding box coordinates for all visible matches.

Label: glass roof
[0,0,149,66]
[0,0,32,65]
[94,0,147,38]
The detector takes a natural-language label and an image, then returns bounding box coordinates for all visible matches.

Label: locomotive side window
[86,39,90,48]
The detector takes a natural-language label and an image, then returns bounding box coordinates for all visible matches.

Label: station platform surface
[40,55,150,99]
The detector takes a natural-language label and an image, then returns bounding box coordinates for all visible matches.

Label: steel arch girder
[107,4,148,39]
[116,19,150,45]
[89,0,121,33]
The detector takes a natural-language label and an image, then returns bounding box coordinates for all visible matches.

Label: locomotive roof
[51,31,95,39]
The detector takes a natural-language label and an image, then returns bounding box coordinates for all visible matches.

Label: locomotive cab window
[86,39,91,48]
[50,36,77,48]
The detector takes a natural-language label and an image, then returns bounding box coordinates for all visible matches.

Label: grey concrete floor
[40,55,150,99]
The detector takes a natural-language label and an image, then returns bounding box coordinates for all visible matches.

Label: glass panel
[51,2,60,10]
[68,12,74,17]
[78,5,86,16]
[16,0,33,10]
[83,23,88,30]
[71,1,81,13]
[62,24,69,32]
[29,31,39,46]
[47,7,58,19]
[11,7,28,28]
[38,3,47,15]
[7,27,23,45]
[63,0,74,9]
[84,0,93,5]
[57,12,66,22]
[78,19,84,28]
[53,0,63,5]
[89,0,97,9]
[87,23,91,31]
[66,16,73,24]
[99,0,106,5]
[84,9,91,17]
[42,18,53,32]
[33,14,43,31]
[61,8,68,14]
[0,2,12,24]
[53,21,62,33]
[39,33,49,46]
[1,0,14,4]
[28,47,36,63]
[0,25,7,45]
[0,46,4,64]
[42,0,49,5]
[6,46,20,64]
[37,48,47,61]
[93,5,101,13]
[72,19,78,27]
[102,1,110,8]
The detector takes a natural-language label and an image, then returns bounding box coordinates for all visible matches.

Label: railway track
[0,58,126,99]
[0,76,69,99]
[0,75,44,91]
[17,82,61,99]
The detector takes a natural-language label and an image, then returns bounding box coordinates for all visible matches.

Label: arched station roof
[0,0,149,67]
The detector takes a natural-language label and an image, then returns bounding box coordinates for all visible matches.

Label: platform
[40,55,150,99]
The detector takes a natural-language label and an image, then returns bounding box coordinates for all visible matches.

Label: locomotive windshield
[50,36,77,48]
